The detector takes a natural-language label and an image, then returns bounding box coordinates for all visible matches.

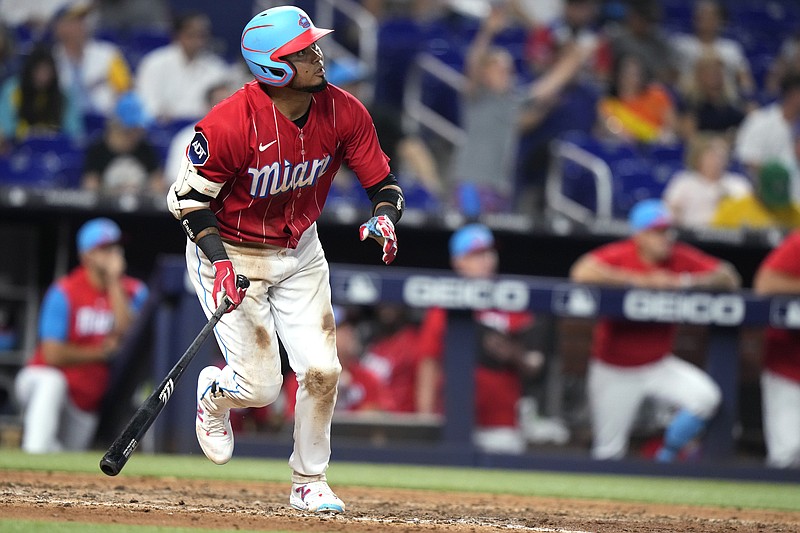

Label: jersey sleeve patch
[188,132,210,166]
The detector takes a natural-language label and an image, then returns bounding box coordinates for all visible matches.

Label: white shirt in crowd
[735,103,800,201]
[663,169,752,227]
[135,43,229,122]
[54,39,129,117]
[672,35,751,89]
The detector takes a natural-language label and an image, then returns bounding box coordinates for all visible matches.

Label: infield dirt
[2,470,799,532]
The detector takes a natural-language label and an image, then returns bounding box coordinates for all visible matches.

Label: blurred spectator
[14,217,148,453]
[734,74,800,201]
[753,230,800,469]
[52,0,133,117]
[522,0,609,82]
[596,53,677,144]
[515,0,605,215]
[360,304,427,414]
[324,57,443,208]
[569,199,738,461]
[163,81,234,185]
[711,161,800,230]
[765,32,800,101]
[509,0,565,29]
[0,0,73,37]
[0,45,84,150]
[135,11,229,122]
[671,0,755,105]
[81,91,163,195]
[662,133,751,228]
[676,50,746,142]
[452,3,597,215]
[284,305,390,416]
[416,223,569,454]
[450,5,521,215]
[606,0,678,86]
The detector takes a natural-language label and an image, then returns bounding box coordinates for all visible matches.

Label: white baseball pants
[14,366,99,453]
[587,354,721,460]
[186,223,341,481]
[761,370,800,468]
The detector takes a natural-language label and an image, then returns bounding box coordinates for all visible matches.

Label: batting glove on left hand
[212,260,247,312]
[359,215,398,265]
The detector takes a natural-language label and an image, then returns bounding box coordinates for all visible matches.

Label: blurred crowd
[0,0,798,231]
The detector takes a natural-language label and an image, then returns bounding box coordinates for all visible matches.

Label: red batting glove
[359,215,398,265]
[212,260,246,312]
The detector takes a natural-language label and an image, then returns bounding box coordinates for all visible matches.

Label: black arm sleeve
[365,173,404,224]
[365,173,399,199]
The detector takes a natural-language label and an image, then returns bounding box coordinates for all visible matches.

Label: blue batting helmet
[241,6,333,87]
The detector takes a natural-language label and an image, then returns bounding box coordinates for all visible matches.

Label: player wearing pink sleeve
[754,230,800,468]
[164,6,405,514]
[570,199,739,461]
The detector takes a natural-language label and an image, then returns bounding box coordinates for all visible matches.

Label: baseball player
[569,199,739,461]
[165,6,404,513]
[14,218,148,453]
[753,230,800,468]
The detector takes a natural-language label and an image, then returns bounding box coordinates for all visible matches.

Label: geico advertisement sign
[403,276,529,311]
[623,290,744,326]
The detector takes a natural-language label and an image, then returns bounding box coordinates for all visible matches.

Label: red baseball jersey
[29,266,147,412]
[188,80,390,247]
[475,366,521,427]
[760,230,800,383]
[360,326,424,413]
[416,307,536,421]
[590,239,720,366]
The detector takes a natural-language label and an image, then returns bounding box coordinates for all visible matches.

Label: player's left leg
[587,359,648,460]
[269,225,344,513]
[648,355,722,462]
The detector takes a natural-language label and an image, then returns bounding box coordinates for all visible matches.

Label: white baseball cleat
[195,366,233,465]
[289,481,345,513]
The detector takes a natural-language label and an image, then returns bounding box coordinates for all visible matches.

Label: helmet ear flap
[248,60,294,87]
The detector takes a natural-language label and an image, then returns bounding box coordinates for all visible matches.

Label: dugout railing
[141,255,800,483]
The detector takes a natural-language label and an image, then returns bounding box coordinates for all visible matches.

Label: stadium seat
[2,135,86,189]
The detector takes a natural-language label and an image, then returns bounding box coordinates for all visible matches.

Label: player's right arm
[166,154,245,311]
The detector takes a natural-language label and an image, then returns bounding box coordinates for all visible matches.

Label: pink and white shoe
[289,481,345,513]
[195,366,233,465]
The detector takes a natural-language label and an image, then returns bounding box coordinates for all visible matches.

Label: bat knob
[236,274,250,289]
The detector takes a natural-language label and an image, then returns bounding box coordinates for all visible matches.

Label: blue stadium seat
[612,157,664,216]
[0,135,84,188]
[147,119,195,165]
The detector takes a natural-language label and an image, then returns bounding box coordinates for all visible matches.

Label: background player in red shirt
[416,224,562,453]
[753,230,800,468]
[165,6,404,513]
[14,218,148,453]
[570,199,739,461]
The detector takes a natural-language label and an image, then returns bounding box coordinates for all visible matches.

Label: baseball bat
[99,274,250,476]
